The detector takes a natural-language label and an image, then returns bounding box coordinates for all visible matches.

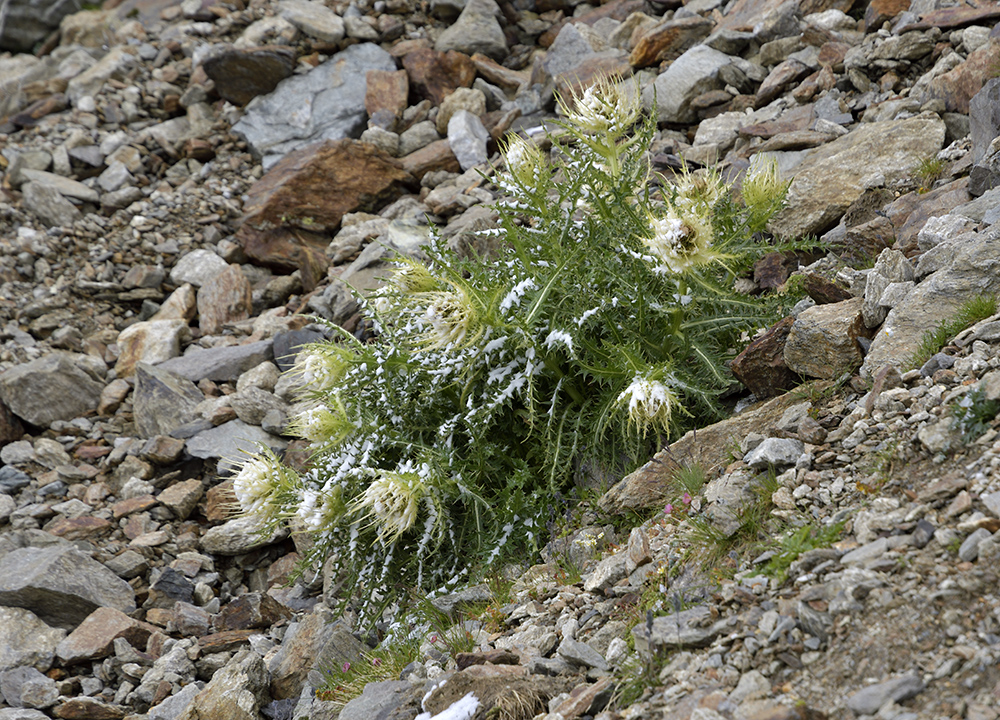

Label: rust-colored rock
[56,607,159,665]
[739,103,816,138]
[755,58,812,107]
[54,697,125,720]
[920,39,1000,114]
[206,479,238,522]
[841,215,896,265]
[197,264,253,335]
[731,317,802,398]
[214,592,292,631]
[400,138,461,180]
[455,649,521,670]
[196,629,257,653]
[46,516,114,540]
[629,16,713,68]
[0,398,23,448]
[111,494,158,519]
[365,69,409,126]
[236,140,414,288]
[201,45,296,106]
[753,252,790,290]
[749,128,839,154]
[471,53,529,91]
[864,0,910,32]
[784,297,868,380]
[896,3,1000,33]
[539,0,644,47]
[402,48,476,105]
[802,274,853,305]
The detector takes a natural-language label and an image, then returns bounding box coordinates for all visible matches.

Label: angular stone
[538,0,644,48]
[185,419,287,471]
[157,479,203,521]
[53,697,125,720]
[0,353,103,428]
[21,182,82,228]
[400,139,461,181]
[770,113,946,239]
[582,553,629,594]
[632,606,723,654]
[744,437,804,469]
[557,637,609,671]
[201,45,296,107]
[731,316,801,398]
[970,78,1000,167]
[66,46,138,106]
[268,611,366,700]
[197,264,253,336]
[338,681,412,720]
[169,249,228,288]
[447,110,489,171]
[365,69,409,125]
[629,15,713,68]
[155,340,274,383]
[278,0,344,43]
[231,43,396,169]
[214,593,292,632]
[846,673,924,715]
[200,515,289,556]
[46,517,113,540]
[133,363,204,439]
[0,607,66,673]
[435,0,507,61]
[644,45,735,124]
[236,139,414,286]
[755,58,812,107]
[115,319,189,378]
[917,39,1000,115]
[0,666,57,710]
[55,607,157,665]
[0,546,135,630]
[784,297,866,380]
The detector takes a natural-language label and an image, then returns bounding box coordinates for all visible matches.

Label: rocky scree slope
[1,0,1000,719]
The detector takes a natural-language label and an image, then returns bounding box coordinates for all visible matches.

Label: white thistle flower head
[559,76,640,138]
[296,349,350,393]
[643,207,718,274]
[502,134,545,187]
[617,376,677,436]
[355,470,423,541]
[741,155,788,216]
[422,285,481,349]
[391,259,440,295]
[672,165,726,215]
[289,399,353,445]
[232,454,278,516]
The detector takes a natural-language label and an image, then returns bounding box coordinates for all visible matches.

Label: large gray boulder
[231,43,396,169]
[0,546,135,630]
[0,0,82,52]
[643,45,741,124]
[0,352,104,428]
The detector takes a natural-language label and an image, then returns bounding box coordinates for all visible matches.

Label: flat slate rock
[0,546,135,630]
[155,340,274,382]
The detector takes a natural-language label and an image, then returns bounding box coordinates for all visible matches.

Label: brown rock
[400,138,461,180]
[98,379,131,416]
[365,69,409,127]
[139,435,186,464]
[599,391,808,511]
[629,16,713,68]
[801,274,852,305]
[627,526,652,569]
[201,46,296,106]
[46,516,113,540]
[197,264,253,335]
[731,317,802,398]
[169,601,212,636]
[455,649,521,670]
[841,215,896,264]
[554,56,633,105]
[196,629,257,653]
[783,297,868,380]
[864,0,910,32]
[920,39,1000,114]
[896,4,1000,33]
[739,103,816,139]
[214,592,292,632]
[553,677,615,720]
[205,479,238,522]
[0,398,23,448]
[797,416,827,444]
[111,495,158,519]
[157,478,204,521]
[269,612,366,700]
[755,58,812,107]
[471,53,529,91]
[750,129,838,155]
[236,140,415,288]
[54,697,125,720]
[818,41,850,69]
[539,0,644,48]
[402,48,476,105]
[753,252,790,290]
[886,177,971,255]
[56,607,158,665]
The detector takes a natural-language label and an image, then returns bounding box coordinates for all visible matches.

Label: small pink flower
[342,662,351,674]
[681,492,692,505]
[372,658,382,667]
[431,634,438,644]
[664,504,673,515]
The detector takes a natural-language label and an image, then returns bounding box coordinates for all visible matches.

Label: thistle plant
[232,77,793,624]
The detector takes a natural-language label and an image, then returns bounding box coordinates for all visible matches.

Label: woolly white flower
[616,377,677,436]
[422,287,480,349]
[232,456,276,516]
[643,207,717,274]
[355,471,423,541]
[503,135,544,187]
[560,77,640,137]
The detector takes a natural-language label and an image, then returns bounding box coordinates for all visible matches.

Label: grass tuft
[906,294,998,371]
